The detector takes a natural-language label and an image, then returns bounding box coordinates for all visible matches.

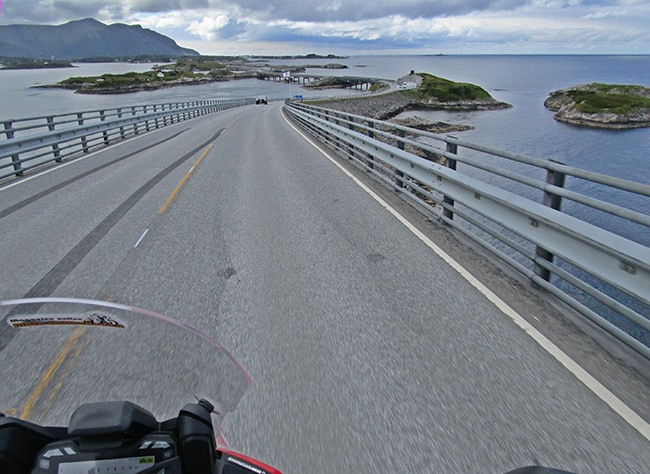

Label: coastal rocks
[390,115,473,134]
[418,97,511,111]
[310,93,418,120]
[544,83,650,129]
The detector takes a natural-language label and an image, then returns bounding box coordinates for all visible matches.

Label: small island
[42,69,214,94]
[544,83,650,129]
[0,58,74,69]
[34,56,353,94]
[305,72,510,162]
[399,72,509,110]
[308,72,510,122]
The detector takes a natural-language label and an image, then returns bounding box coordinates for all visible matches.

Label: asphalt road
[0,102,648,473]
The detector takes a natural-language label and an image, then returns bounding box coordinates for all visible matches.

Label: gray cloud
[1,0,647,54]
[3,0,530,24]
[259,0,526,22]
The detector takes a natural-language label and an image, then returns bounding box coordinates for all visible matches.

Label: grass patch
[567,86,650,114]
[407,73,492,102]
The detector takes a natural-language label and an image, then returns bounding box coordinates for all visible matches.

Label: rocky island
[47,69,215,94]
[35,57,353,94]
[544,83,650,129]
[307,72,510,128]
[304,72,510,161]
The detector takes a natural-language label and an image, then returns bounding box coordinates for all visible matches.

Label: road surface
[1,102,648,473]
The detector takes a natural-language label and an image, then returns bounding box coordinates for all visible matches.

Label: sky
[1,0,649,55]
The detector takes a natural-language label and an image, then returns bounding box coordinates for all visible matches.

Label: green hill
[0,18,198,61]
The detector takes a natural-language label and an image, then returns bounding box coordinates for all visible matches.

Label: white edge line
[282,109,650,442]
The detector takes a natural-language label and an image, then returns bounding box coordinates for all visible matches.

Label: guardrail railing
[0,98,252,181]
[284,99,650,359]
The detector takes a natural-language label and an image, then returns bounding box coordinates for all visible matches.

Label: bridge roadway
[1,102,648,473]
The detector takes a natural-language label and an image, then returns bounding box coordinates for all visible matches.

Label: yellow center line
[158,143,213,214]
[36,336,88,423]
[21,326,86,420]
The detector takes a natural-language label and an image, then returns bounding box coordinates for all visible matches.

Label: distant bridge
[256,71,379,91]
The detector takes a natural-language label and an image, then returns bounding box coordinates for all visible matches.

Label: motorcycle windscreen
[0,297,250,431]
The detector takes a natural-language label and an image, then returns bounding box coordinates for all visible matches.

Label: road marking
[21,326,86,420]
[134,228,149,248]
[283,110,650,441]
[158,143,213,214]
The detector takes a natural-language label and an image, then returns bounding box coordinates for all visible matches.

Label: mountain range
[0,18,199,60]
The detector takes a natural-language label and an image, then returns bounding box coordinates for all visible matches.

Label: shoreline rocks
[390,115,473,134]
[309,92,419,120]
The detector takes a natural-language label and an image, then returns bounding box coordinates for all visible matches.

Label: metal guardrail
[0,98,253,181]
[284,100,650,359]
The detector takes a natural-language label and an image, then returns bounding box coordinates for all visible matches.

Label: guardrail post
[143,106,151,132]
[534,162,567,282]
[46,116,62,162]
[132,107,139,135]
[77,113,89,153]
[99,111,110,145]
[333,112,344,157]
[396,130,405,188]
[118,108,126,139]
[4,120,23,176]
[367,121,375,170]
[313,107,323,139]
[346,113,356,161]
[443,140,458,221]
[174,103,180,123]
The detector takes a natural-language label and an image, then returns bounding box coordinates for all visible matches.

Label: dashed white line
[134,228,149,248]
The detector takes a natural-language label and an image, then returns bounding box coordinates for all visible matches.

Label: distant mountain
[0,18,199,60]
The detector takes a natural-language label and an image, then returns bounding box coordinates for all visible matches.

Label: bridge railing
[284,99,650,359]
[0,98,253,181]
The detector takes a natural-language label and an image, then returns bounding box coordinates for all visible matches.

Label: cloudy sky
[1,0,649,55]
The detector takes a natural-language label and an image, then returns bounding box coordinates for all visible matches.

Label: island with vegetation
[35,56,354,93]
[544,83,650,129]
[303,72,510,161]
[400,72,508,110]
[37,57,240,93]
[0,58,74,69]
[43,69,213,94]
[307,72,510,124]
